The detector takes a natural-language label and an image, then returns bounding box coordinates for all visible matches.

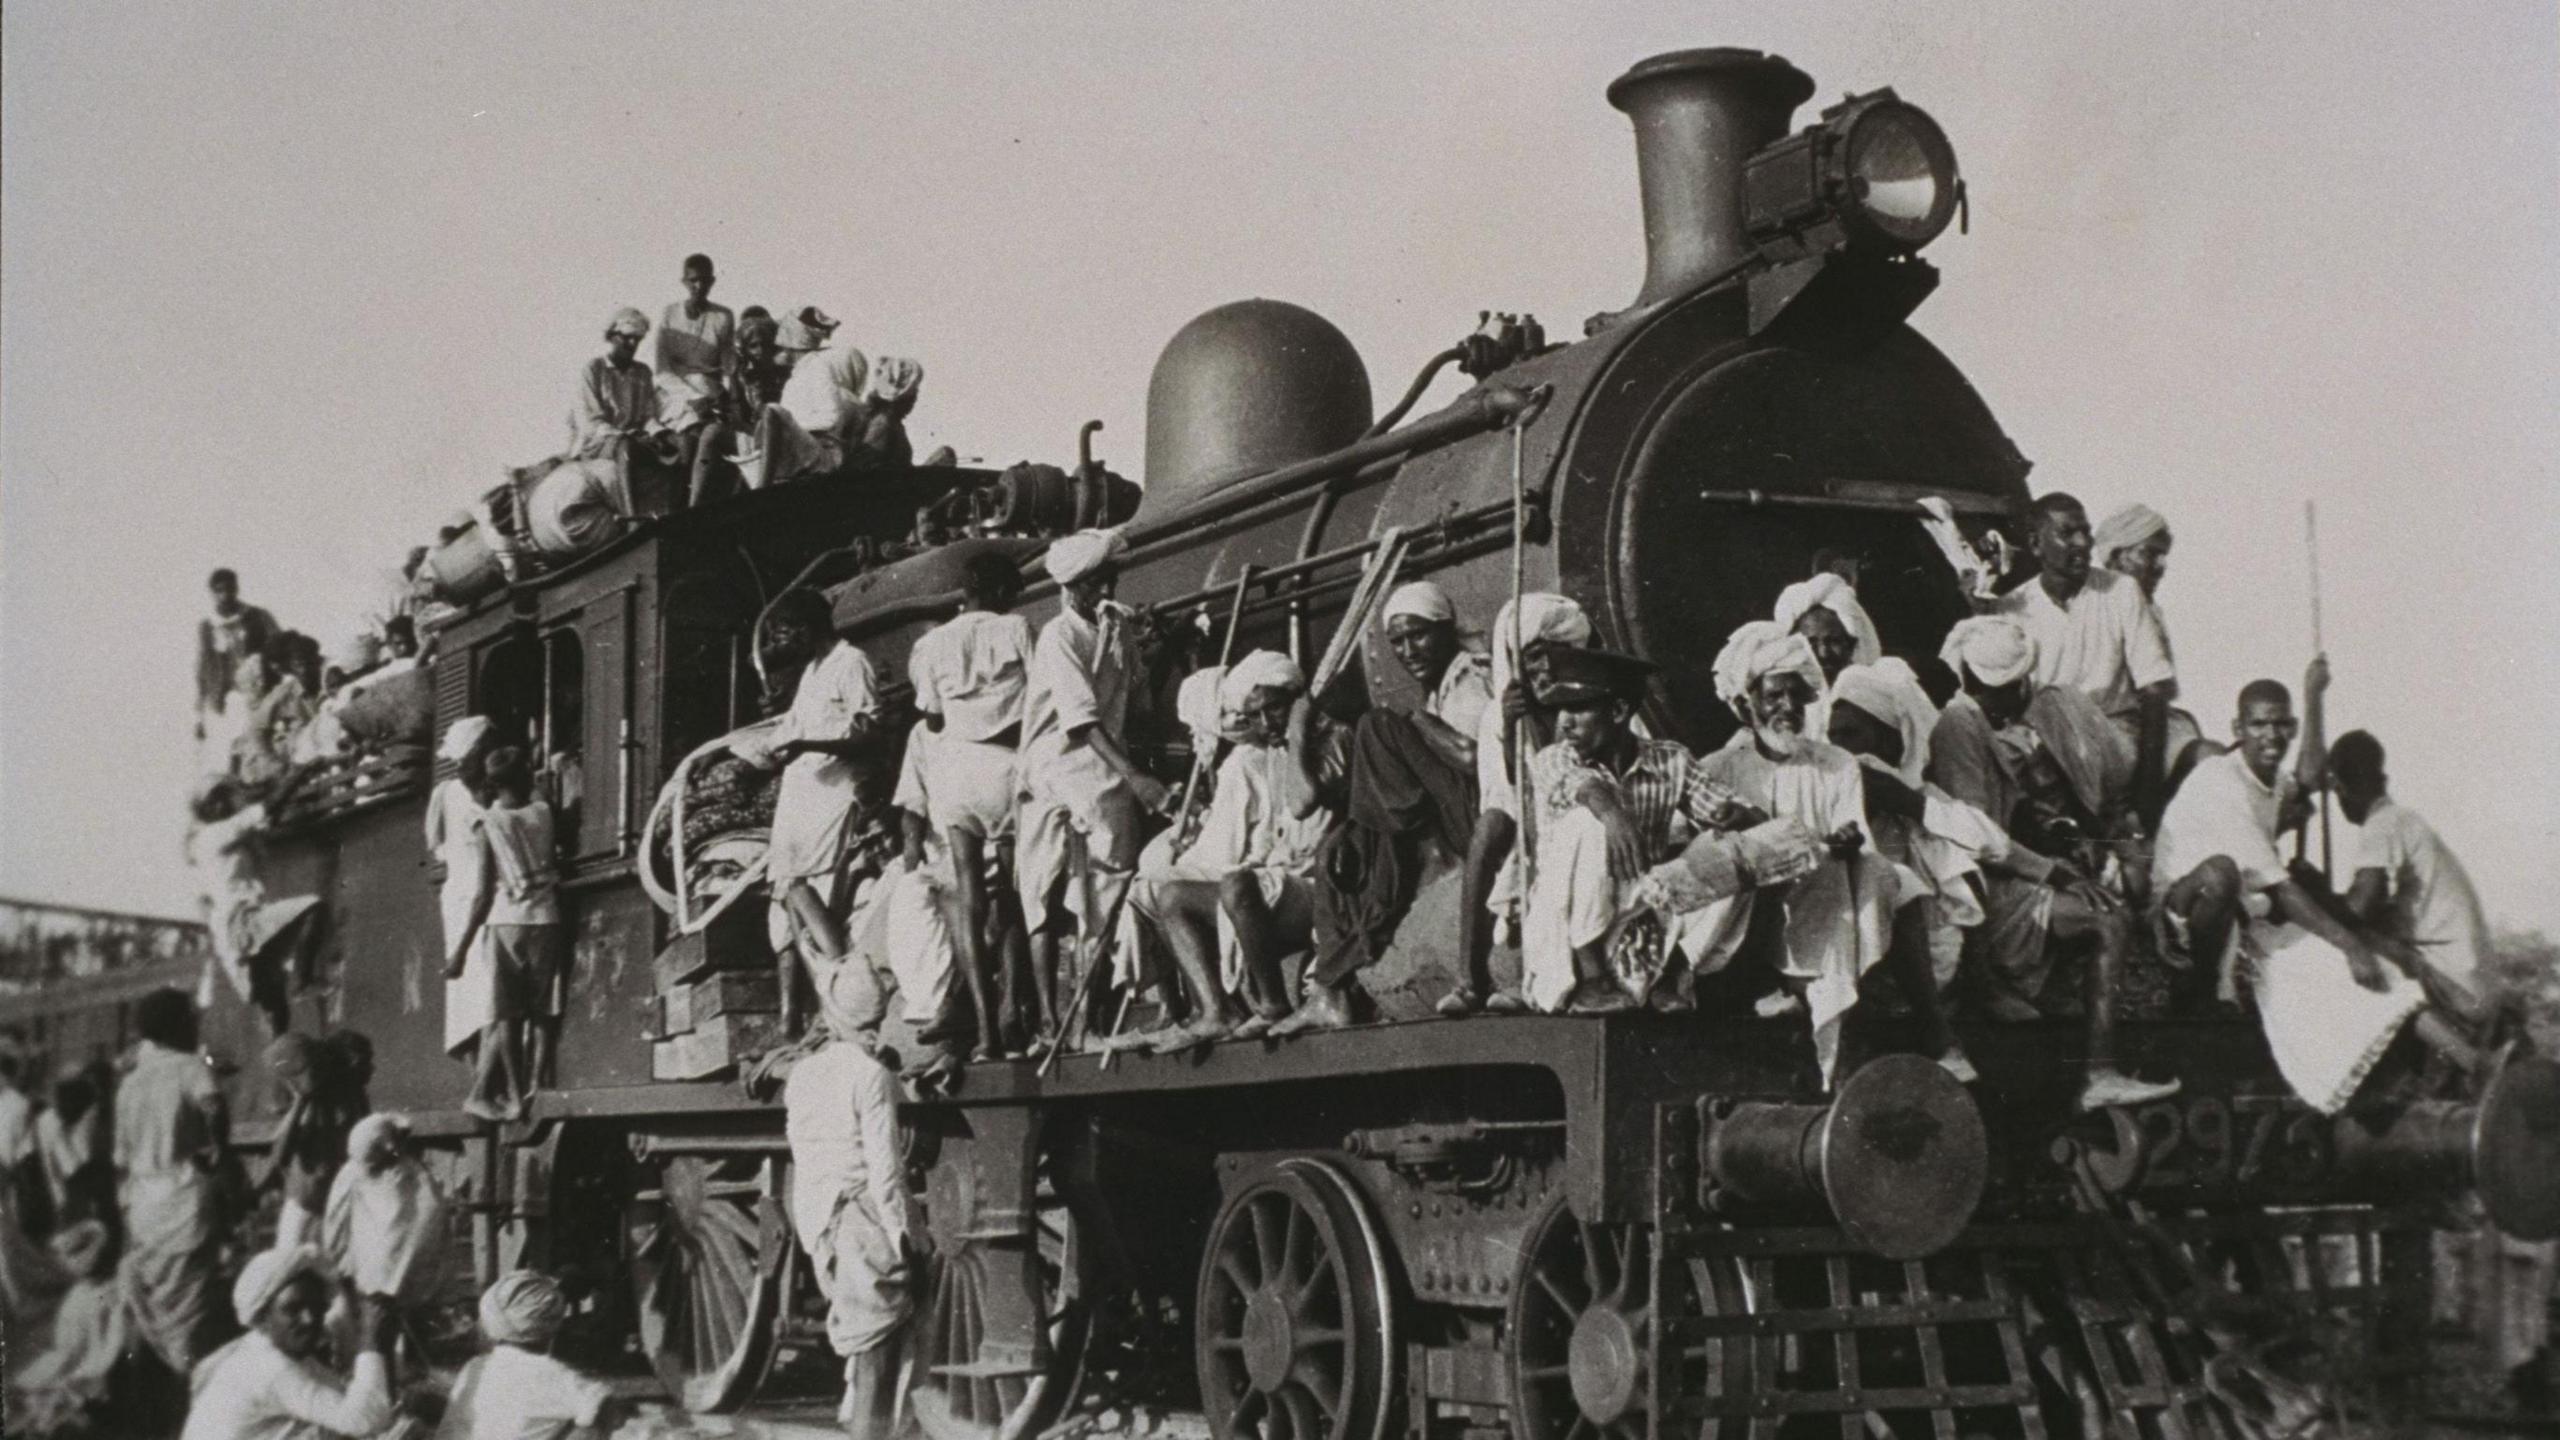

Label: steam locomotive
[184,46,2556,1440]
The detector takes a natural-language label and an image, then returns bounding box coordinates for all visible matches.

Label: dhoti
[116,1169,220,1373]
[2246,923,2425,1115]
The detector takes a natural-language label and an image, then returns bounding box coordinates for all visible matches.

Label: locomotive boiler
[190,45,2558,1440]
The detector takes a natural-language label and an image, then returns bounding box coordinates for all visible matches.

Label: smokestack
[1608,48,1816,308]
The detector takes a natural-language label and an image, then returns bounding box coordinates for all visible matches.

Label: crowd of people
[0,985,626,1438]
[694,490,2545,1423]
[470,253,938,590]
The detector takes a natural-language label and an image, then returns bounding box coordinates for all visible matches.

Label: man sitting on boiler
[1515,640,1822,1021]
[2152,672,2476,1114]
[1128,651,1335,1050]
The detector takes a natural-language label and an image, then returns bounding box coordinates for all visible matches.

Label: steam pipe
[1122,383,1543,557]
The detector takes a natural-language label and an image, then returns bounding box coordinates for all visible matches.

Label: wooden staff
[1509,416,1538,890]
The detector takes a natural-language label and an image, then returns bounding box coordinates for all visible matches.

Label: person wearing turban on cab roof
[1308,581,1491,1012]
[1127,651,1336,1050]
[1017,530,1169,1056]
[2094,502,2211,815]
[1515,641,1822,1022]
[1827,658,2181,1110]
[180,1246,396,1440]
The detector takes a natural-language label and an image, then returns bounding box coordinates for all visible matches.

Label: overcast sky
[4,2,2555,931]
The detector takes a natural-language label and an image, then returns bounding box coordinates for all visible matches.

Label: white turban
[817,953,886,1044]
[1044,528,1127,585]
[233,1245,330,1325]
[1216,650,1303,715]
[438,715,495,764]
[606,307,650,339]
[1490,593,1592,704]
[478,1269,570,1347]
[1382,581,1455,625]
[1828,660,1939,787]
[2093,503,2169,566]
[1940,616,2036,688]
[868,356,923,405]
[1712,621,1824,715]
[1770,574,1881,670]
[1177,666,1227,752]
[345,1112,406,1168]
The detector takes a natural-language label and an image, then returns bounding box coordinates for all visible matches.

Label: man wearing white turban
[785,962,923,1439]
[437,1269,620,1440]
[181,1245,395,1440]
[1770,572,1881,735]
[2094,502,2210,814]
[430,716,500,1058]
[1829,663,2181,1109]
[1690,623,1899,1083]
[1928,616,2145,1019]
[567,307,679,520]
[1306,580,1489,1010]
[1995,493,2180,812]
[1018,530,1165,1056]
[1441,593,1596,1016]
[1129,652,1335,1048]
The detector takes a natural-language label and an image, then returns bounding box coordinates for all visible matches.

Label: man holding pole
[1017,530,1167,1058]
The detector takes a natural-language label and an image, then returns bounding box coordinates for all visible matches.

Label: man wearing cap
[907,551,1035,1049]
[1018,530,1167,1053]
[1995,493,2179,812]
[785,961,924,1440]
[1307,581,1489,1007]
[1515,643,1786,1017]
[742,590,898,978]
[1129,651,1335,1049]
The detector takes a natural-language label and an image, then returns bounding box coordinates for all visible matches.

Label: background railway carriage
[126,44,2557,1440]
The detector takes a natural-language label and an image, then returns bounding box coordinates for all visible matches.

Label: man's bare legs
[945,828,1006,1053]
[1440,811,1525,1015]
[2050,887,2181,1108]
[1137,879,1238,1051]
[1885,905,1973,1080]
[2160,855,2244,1010]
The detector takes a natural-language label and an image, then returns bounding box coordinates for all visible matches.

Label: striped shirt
[1527,737,1731,864]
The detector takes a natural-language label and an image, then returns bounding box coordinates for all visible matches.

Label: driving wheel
[1509,1195,1658,1440]
[1196,1157,1398,1440]
[623,1152,794,1412]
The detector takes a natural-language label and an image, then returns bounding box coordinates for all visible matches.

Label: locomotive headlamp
[1744,89,1962,259]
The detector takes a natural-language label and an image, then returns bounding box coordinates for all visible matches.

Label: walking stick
[1508,413,1538,892]
[2297,500,2335,879]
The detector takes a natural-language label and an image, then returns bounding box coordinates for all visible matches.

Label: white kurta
[1017,604,1141,927]
[1695,736,1895,1083]
[784,1040,919,1357]
[1152,742,1335,991]
[758,641,885,949]
[2349,799,2491,1016]
[1994,569,2174,720]
[429,779,494,1054]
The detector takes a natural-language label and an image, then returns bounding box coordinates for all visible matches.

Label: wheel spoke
[1281,1204,1309,1292]
[1579,1225,1608,1300]
[1249,1196,1284,1283]
[1218,1252,1257,1301]
[1280,1382,1326,1440]
[1294,1326,1346,1349]
[1534,1266,1583,1318]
